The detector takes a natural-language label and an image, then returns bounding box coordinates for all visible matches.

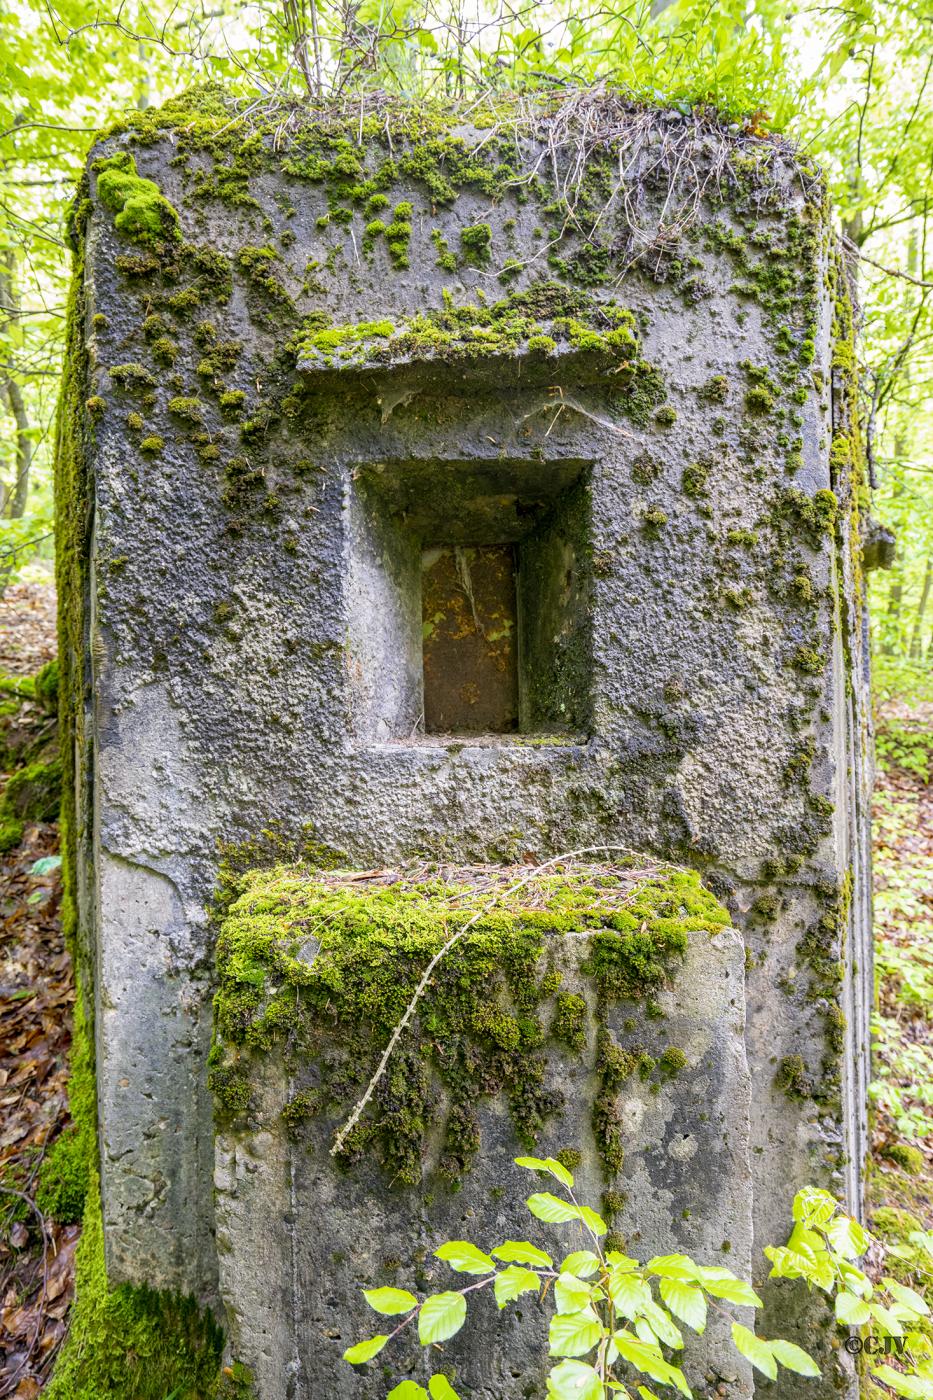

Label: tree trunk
[0,252,32,520]
[909,558,932,660]
[881,441,906,654]
[0,378,32,518]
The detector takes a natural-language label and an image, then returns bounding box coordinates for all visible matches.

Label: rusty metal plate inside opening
[422,546,518,733]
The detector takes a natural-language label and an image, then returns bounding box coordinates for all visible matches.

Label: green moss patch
[210,862,729,1184]
[44,1173,229,1400]
[36,1127,89,1225]
[43,981,249,1399]
[879,1142,924,1176]
[0,751,61,849]
[291,282,650,383]
[94,152,181,247]
[460,221,492,266]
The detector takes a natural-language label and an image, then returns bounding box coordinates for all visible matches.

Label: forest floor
[0,582,73,1399]
[868,700,933,1232]
[0,585,56,680]
[0,582,929,1397]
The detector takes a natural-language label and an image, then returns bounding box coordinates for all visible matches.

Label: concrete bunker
[56,86,874,1399]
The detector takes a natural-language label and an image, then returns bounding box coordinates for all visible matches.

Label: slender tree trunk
[909,558,932,660]
[0,251,32,520]
[0,379,32,518]
[881,235,921,656]
[882,443,906,654]
[137,44,150,109]
[885,577,904,654]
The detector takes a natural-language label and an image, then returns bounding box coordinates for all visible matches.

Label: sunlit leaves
[658,1279,706,1334]
[562,1251,601,1278]
[343,1333,389,1364]
[700,1277,762,1307]
[554,1272,595,1314]
[769,1340,820,1377]
[575,1206,609,1238]
[646,1255,698,1282]
[527,1193,581,1225]
[492,1241,553,1268]
[729,1325,819,1382]
[884,1279,930,1316]
[635,1301,682,1352]
[548,1310,603,1357]
[608,1271,652,1317]
[826,1214,870,1260]
[546,1359,603,1399]
[793,1187,837,1228]
[516,1155,576,1188]
[418,1292,467,1345]
[363,1287,418,1314]
[434,1242,495,1275]
[342,1163,932,1400]
[388,1384,429,1400]
[494,1266,541,1309]
[428,1376,461,1400]
[835,1290,872,1326]
[731,1323,778,1381]
[613,1334,690,1396]
[870,1302,905,1337]
[869,1365,933,1399]
[526,1194,607,1237]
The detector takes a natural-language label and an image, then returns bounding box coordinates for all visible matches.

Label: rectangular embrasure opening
[350,459,593,742]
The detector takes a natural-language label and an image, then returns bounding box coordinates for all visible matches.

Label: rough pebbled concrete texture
[65,88,872,1397]
[215,922,753,1399]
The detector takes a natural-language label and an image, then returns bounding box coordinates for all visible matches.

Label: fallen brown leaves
[0,585,56,682]
[0,820,76,1398]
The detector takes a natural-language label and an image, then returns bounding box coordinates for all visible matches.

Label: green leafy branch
[765,1186,933,1399]
[344,1156,819,1399]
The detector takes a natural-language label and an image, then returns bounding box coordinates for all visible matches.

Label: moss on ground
[32,995,246,1398]
[878,1142,924,1175]
[44,1175,229,1400]
[2,757,62,823]
[0,666,61,850]
[41,953,249,1400]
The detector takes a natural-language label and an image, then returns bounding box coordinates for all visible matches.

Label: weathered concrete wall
[213,893,753,1399]
[61,87,873,1397]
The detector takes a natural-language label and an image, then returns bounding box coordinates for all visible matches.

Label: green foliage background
[0,0,931,676]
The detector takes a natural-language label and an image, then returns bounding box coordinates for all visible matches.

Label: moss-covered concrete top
[210,861,731,1183]
[291,288,639,376]
[79,82,827,388]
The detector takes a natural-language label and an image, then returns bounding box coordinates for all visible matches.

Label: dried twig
[842,236,933,291]
[330,842,667,1157]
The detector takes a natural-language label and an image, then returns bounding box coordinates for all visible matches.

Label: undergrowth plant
[765,1187,933,1399]
[344,1156,815,1398]
[875,721,933,785]
[345,1160,933,1399]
